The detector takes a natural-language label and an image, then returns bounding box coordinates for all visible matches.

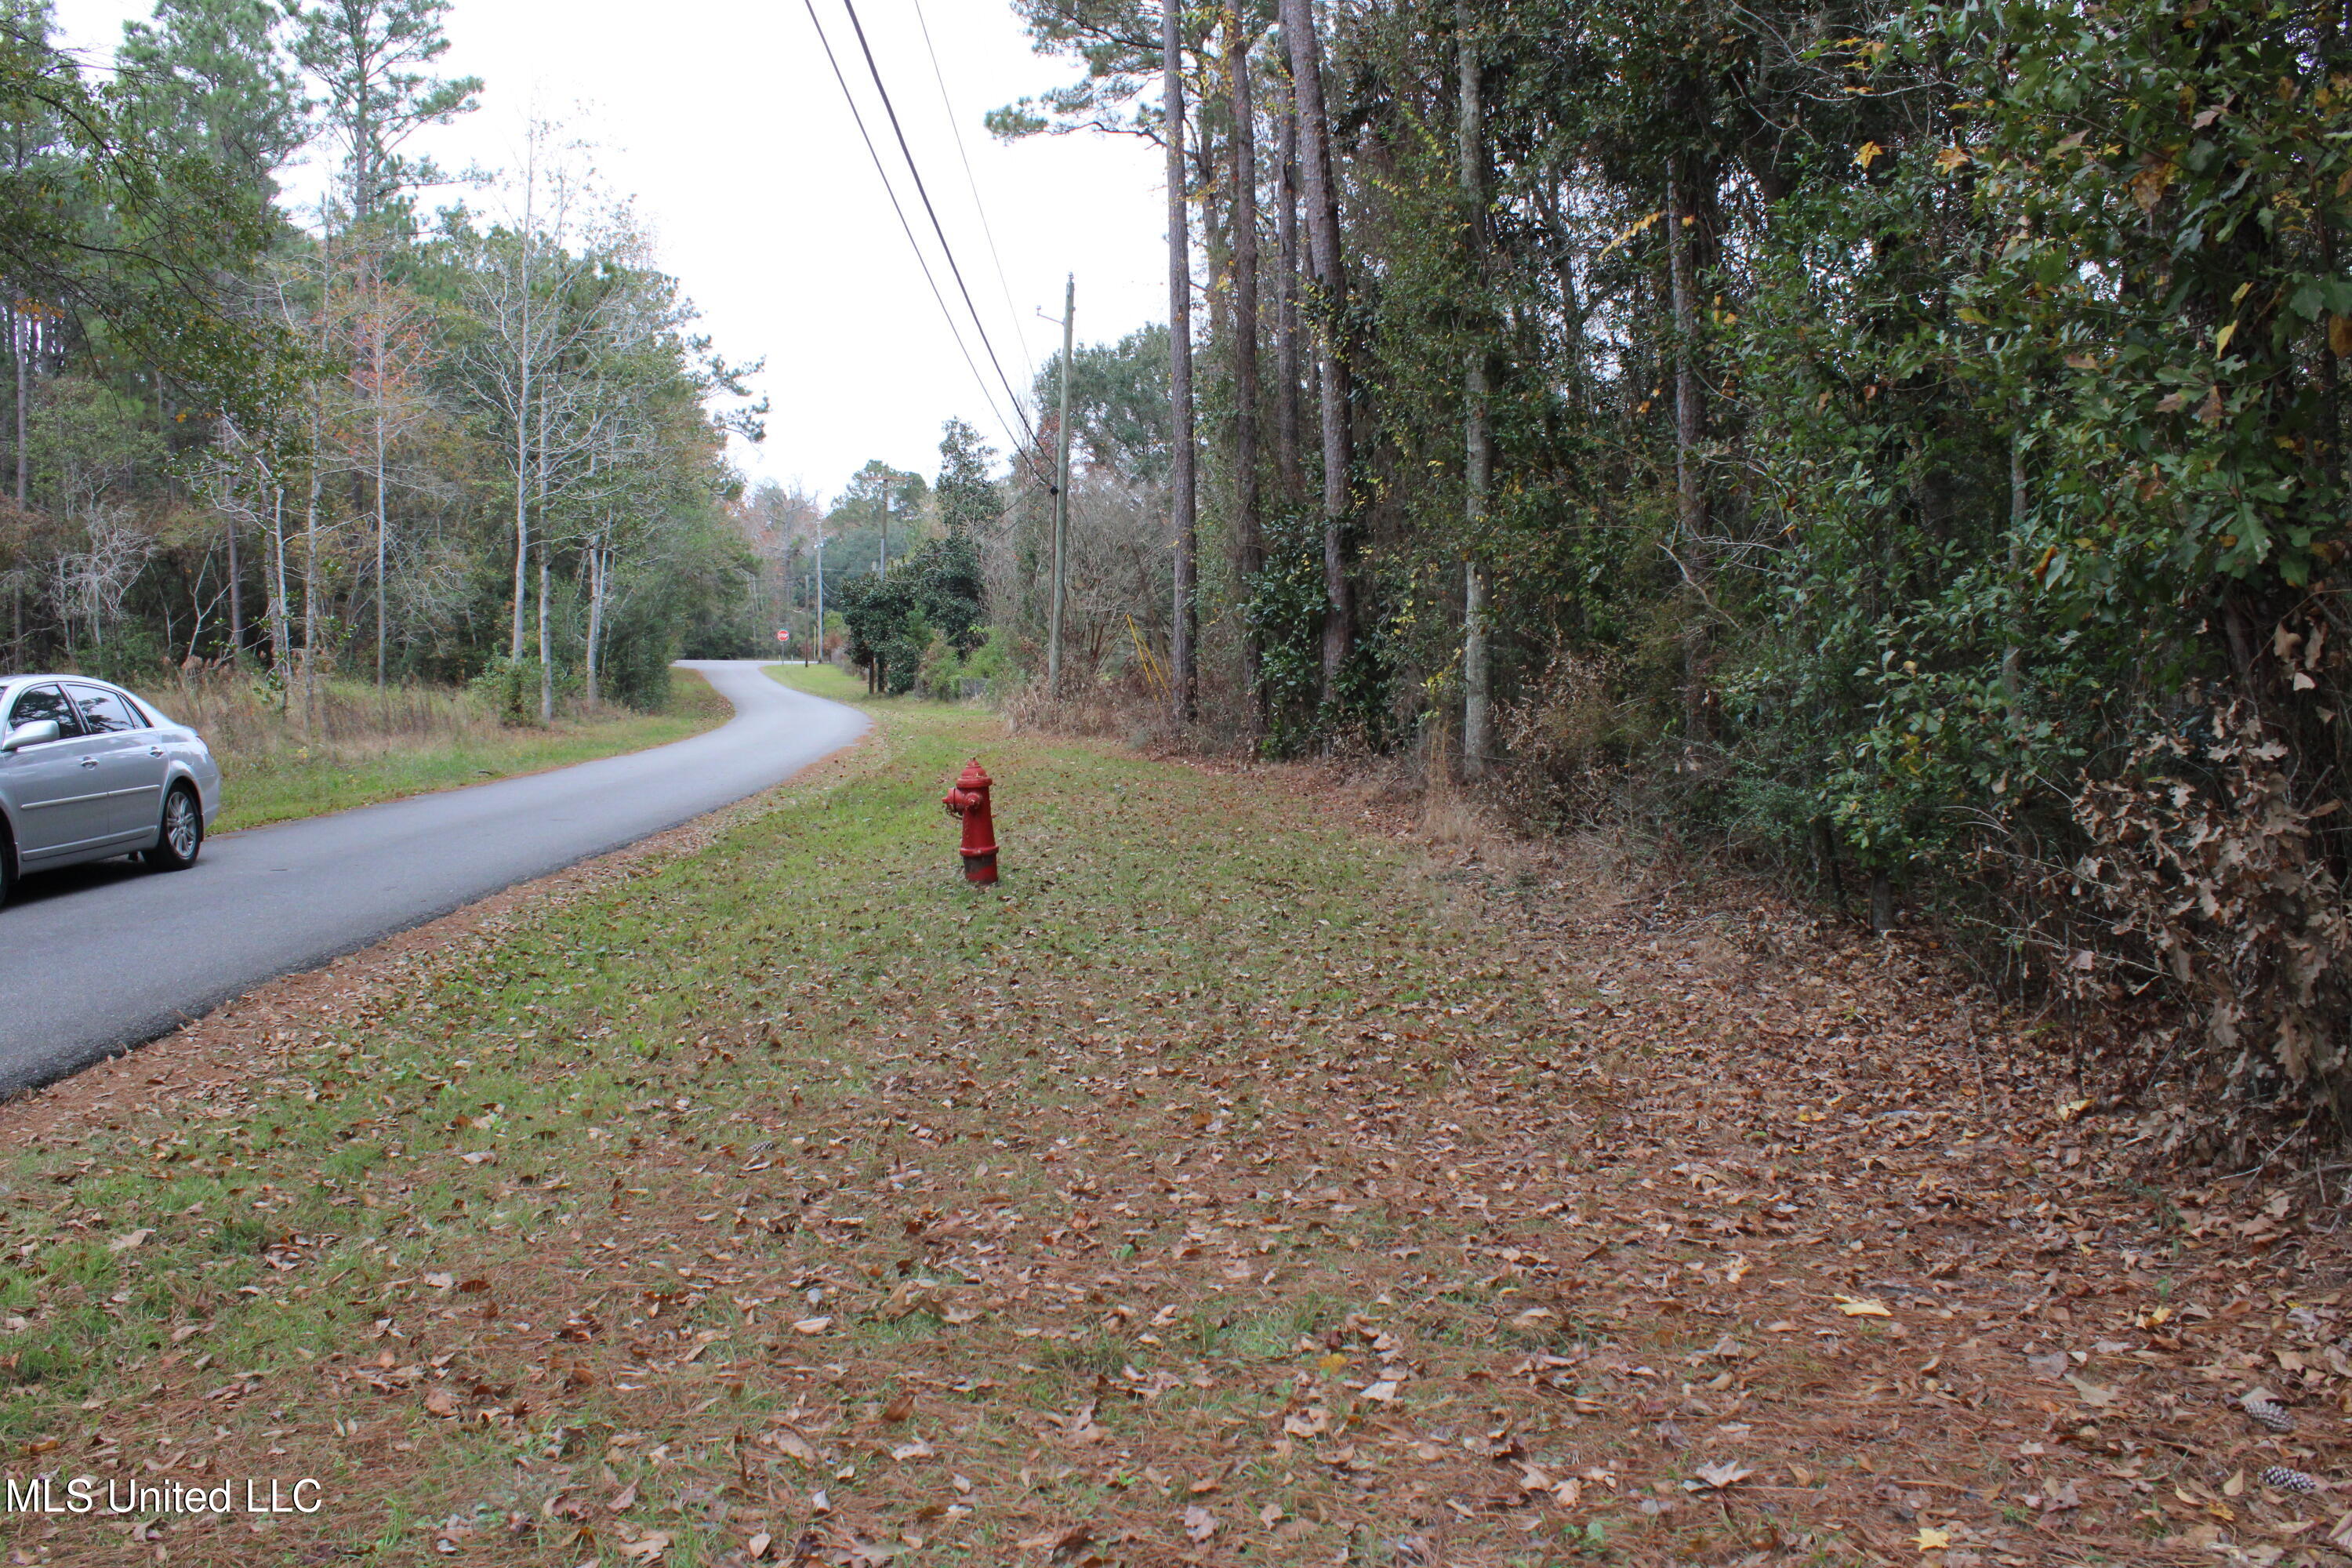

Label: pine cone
[2242,1396,2295,1433]
[2261,1465,2319,1494]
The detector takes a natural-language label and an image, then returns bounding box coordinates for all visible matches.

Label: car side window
[9,684,84,740]
[69,686,137,735]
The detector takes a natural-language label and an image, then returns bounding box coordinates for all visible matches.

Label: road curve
[0,660,866,1098]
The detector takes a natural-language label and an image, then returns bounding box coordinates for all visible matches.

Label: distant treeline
[0,0,764,723]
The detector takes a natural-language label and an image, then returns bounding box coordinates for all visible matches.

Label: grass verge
[0,677,2333,1566]
[200,673,733,834]
[764,660,869,706]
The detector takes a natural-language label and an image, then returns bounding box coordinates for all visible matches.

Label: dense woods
[982,0,2352,1147]
[0,0,763,724]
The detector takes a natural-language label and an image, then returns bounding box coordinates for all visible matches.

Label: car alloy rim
[165,794,198,858]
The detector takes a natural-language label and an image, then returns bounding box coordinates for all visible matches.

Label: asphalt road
[0,660,866,1098]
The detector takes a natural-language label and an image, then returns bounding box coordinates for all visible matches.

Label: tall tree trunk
[535,380,554,722]
[12,305,25,509]
[538,552,554,722]
[1228,9,1263,707]
[1458,2,1492,781]
[304,231,332,740]
[225,510,242,665]
[2316,2,2346,489]
[510,166,536,662]
[1664,162,1711,740]
[1197,118,1230,404]
[8,121,21,522]
[1534,186,1588,401]
[1275,92,1305,503]
[510,433,530,662]
[1280,0,1353,706]
[5,125,27,662]
[374,456,387,688]
[302,463,321,742]
[9,304,22,661]
[585,539,606,707]
[1166,0,1199,722]
[2003,434,2027,706]
[269,485,291,710]
[374,274,390,691]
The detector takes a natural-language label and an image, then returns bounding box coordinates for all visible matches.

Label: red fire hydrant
[942,758,999,884]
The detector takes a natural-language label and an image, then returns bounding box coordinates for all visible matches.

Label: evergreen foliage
[996,0,2352,1131]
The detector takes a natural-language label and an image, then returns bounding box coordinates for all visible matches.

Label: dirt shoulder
[0,694,2340,1568]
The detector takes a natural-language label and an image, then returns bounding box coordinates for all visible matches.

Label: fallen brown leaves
[3,711,2349,1568]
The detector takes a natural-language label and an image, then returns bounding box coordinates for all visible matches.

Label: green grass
[0,682,1573,1566]
[209,670,735,833]
[766,658,873,704]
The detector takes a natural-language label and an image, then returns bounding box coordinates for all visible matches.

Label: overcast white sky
[49,0,1169,505]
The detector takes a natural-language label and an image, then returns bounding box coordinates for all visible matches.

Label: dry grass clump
[1001,673,1168,747]
[136,669,506,769]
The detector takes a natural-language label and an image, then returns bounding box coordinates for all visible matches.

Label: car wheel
[147,786,203,872]
[0,826,14,907]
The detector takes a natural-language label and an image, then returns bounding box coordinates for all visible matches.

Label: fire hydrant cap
[956,759,992,789]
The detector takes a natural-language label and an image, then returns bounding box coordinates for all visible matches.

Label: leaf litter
[0,693,2347,1566]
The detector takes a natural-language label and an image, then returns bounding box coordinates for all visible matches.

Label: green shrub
[469,656,570,724]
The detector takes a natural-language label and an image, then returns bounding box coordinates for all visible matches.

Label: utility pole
[1047,274,1074,699]
[815,528,826,667]
[879,485,889,576]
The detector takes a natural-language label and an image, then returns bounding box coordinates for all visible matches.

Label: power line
[837,0,1040,456]
[909,0,1036,388]
[795,0,1050,489]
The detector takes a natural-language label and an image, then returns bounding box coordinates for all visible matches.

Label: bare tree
[462,179,677,719]
[27,376,164,657]
[454,119,604,681]
[279,220,353,738]
[336,226,434,688]
[195,416,296,688]
[51,506,152,652]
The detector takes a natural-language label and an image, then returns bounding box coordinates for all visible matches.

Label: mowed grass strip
[2,673,1601,1568]
[206,670,735,835]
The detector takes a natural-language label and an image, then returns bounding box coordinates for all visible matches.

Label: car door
[67,683,162,840]
[2,684,111,858]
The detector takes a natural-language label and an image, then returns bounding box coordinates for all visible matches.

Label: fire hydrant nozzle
[942,758,998,884]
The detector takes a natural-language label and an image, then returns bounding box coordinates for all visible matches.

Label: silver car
[0,675,223,905]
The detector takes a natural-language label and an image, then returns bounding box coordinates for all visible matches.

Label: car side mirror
[2,720,60,753]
